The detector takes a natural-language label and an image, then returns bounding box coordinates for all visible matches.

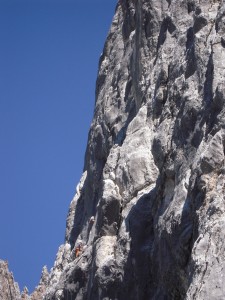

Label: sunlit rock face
[0,260,49,300]
[44,0,225,299]
[0,260,21,299]
[42,1,225,299]
[2,0,225,299]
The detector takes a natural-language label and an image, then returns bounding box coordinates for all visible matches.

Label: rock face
[0,260,20,299]
[0,260,49,300]
[1,0,225,299]
[43,0,225,299]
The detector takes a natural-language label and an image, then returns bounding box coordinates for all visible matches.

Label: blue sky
[0,0,116,293]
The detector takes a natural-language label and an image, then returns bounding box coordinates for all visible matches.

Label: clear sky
[0,0,117,293]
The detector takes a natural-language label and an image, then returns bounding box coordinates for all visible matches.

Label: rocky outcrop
[45,0,225,299]
[43,0,225,299]
[1,0,225,299]
[29,266,49,300]
[0,260,21,300]
[0,260,49,300]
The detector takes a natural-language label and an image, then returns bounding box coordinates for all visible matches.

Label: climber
[75,243,83,258]
[89,216,95,225]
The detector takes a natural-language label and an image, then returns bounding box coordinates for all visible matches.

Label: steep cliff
[43,0,225,299]
[1,0,225,299]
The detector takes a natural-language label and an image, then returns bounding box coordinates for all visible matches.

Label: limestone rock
[0,260,20,300]
[43,0,225,299]
[29,266,49,300]
[2,0,225,299]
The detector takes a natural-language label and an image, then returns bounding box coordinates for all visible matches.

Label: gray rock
[0,260,21,300]
[43,0,225,299]
[2,0,225,299]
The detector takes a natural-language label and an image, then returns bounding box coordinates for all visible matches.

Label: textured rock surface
[0,260,49,300]
[43,0,225,299]
[1,0,225,299]
[0,260,21,300]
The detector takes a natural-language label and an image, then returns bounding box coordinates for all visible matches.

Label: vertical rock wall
[44,0,225,299]
[42,1,225,299]
[1,0,225,299]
